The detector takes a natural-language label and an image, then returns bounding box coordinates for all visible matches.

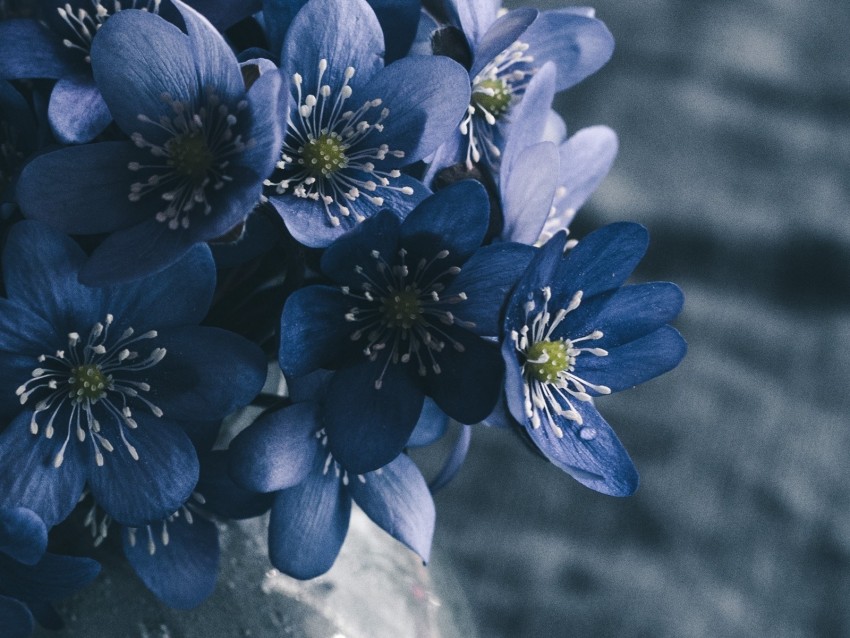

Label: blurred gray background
[430,1,850,636]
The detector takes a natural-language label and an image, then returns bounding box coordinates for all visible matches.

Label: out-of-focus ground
[430,1,850,636]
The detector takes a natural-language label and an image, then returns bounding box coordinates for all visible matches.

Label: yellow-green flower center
[472,78,512,118]
[526,339,572,384]
[168,131,214,181]
[69,364,110,403]
[381,288,423,330]
[302,132,348,178]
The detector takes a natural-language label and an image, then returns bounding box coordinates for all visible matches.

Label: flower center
[301,132,348,178]
[167,131,214,182]
[69,364,110,403]
[526,339,572,384]
[471,78,512,118]
[380,288,423,330]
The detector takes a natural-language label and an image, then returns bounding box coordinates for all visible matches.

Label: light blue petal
[47,74,112,143]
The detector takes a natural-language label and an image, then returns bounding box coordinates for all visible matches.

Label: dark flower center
[380,287,423,330]
[472,78,512,118]
[69,364,110,403]
[168,132,214,182]
[301,132,348,178]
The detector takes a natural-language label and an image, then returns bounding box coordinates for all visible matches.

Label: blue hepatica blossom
[279,180,534,472]
[0,506,100,638]
[0,221,266,528]
[16,0,282,284]
[501,224,686,496]
[262,0,471,247]
[427,1,614,174]
[229,384,435,579]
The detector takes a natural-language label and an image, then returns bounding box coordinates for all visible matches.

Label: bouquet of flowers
[0,0,686,634]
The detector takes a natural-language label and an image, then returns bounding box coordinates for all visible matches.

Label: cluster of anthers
[511,286,611,441]
[461,40,535,169]
[128,89,250,230]
[16,314,166,468]
[57,0,161,63]
[341,247,473,389]
[263,59,413,227]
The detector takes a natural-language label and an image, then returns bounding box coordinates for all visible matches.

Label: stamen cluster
[57,0,162,63]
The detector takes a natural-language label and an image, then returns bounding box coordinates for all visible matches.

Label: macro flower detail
[501,224,686,496]
[279,180,535,472]
[15,0,283,284]
[263,0,471,247]
[0,221,266,528]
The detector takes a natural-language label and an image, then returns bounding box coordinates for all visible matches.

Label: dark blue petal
[17,142,152,234]
[444,0,500,49]
[172,0,245,99]
[0,596,32,638]
[324,362,424,473]
[78,218,195,286]
[90,9,197,137]
[0,298,57,364]
[319,208,401,286]
[469,7,537,78]
[422,325,502,424]
[574,325,687,394]
[399,180,488,264]
[2,552,100,602]
[278,285,362,377]
[198,450,274,520]
[47,75,111,144]
[123,512,218,609]
[499,141,559,244]
[282,0,384,92]
[421,129,464,185]
[149,326,266,421]
[268,468,351,579]
[369,0,420,61]
[555,125,618,217]
[526,400,638,496]
[504,232,567,336]
[0,508,46,566]
[0,19,76,79]
[441,242,536,337]
[357,55,471,166]
[262,0,304,59]
[229,402,320,493]
[349,453,434,562]
[522,10,614,92]
[243,67,286,180]
[407,398,448,447]
[87,413,198,526]
[0,411,86,528]
[184,0,262,29]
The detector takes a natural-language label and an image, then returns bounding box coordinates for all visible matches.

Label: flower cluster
[0,0,685,630]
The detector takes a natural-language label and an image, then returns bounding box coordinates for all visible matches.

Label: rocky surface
[429,1,850,636]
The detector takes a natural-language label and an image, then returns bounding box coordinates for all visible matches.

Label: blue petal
[0,19,77,79]
[184,0,262,29]
[555,125,618,218]
[574,325,687,393]
[349,453,435,562]
[421,128,464,185]
[282,0,384,92]
[407,398,448,447]
[78,218,195,286]
[324,362,424,473]
[444,0,500,49]
[399,180,488,264]
[268,192,377,249]
[262,0,305,59]
[243,66,286,181]
[500,61,557,164]
[149,326,266,421]
[356,55,471,166]
[0,508,46,566]
[278,285,362,377]
[87,413,199,526]
[501,334,527,425]
[47,74,111,144]
[422,325,503,424]
[469,7,537,78]
[198,450,274,520]
[2,552,100,602]
[16,142,152,234]
[268,467,351,579]
[522,10,614,92]
[441,242,536,337]
[0,596,32,638]
[319,208,402,286]
[90,9,197,138]
[499,141,559,244]
[368,0,420,61]
[526,400,638,496]
[0,411,86,528]
[228,402,320,493]
[172,0,245,99]
[123,512,219,609]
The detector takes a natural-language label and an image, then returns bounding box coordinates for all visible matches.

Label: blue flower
[426,3,614,174]
[262,0,471,248]
[15,0,283,284]
[229,379,435,579]
[279,180,534,472]
[0,507,100,638]
[0,0,261,142]
[501,224,686,496]
[0,221,266,527]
